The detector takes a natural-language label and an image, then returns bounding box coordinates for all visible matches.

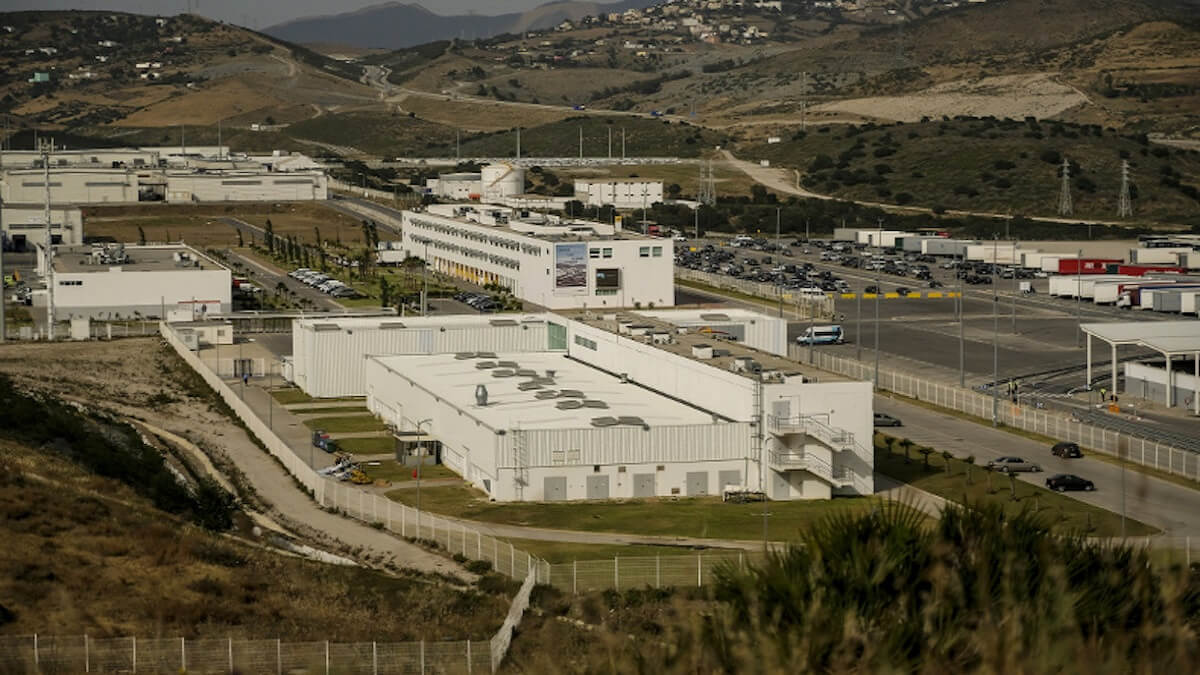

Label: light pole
[991,235,999,427]
[1075,247,1083,347]
[1011,239,1018,333]
[415,417,432,531]
[958,251,966,388]
[855,283,862,362]
[873,219,882,387]
[422,242,429,317]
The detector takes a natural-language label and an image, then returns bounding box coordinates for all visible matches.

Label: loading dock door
[586,475,610,500]
[686,471,709,496]
[543,477,566,501]
[633,473,655,498]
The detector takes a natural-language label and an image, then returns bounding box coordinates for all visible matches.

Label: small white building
[1,168,140,204]
[40,244,231,320]
[400,203,674,310]
[573,179,664,209]
[1,204,83,250]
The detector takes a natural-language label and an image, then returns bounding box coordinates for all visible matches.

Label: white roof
[1081,321,1200,346]
[1139,336,1200,356]
[297,314,550,332]
[370,352,713,431]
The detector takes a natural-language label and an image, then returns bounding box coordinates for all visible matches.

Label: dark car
[865,285,880,294]
[1051,442,1083,458]
[928,280,944,288]
[895,287,911,296]
[873,413,903,427]
[1045,474,1095,492]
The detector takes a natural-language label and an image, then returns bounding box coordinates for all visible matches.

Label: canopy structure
[1081,321,1200,413]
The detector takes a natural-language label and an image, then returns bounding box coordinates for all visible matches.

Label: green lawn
[271,388,315,405]
[289,406,371,416]
[302,415,389,434]
[874,433,1160,537]
[337,437,397,455]
[501,537,736,564]
[362,460,460,484]
[384,485,898,541]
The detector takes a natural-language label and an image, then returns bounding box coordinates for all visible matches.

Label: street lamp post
[958,251,966,388]
[992,235,999,427]
[873,220,882,387]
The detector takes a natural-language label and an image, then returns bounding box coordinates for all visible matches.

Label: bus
[796,325,845,345]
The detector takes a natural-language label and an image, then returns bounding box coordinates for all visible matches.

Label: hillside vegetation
[743,117,1200,225]
[455,116,727,159]
[506,502,1200,673]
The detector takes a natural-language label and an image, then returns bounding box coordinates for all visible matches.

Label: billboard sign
[595,268,620,289]
[555,242,587,292]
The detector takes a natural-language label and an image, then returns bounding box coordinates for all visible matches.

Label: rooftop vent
[312,323,340,332]
[617,416,649,429]
[692,344,714,360]
[556,400,584,410]
[700,313,731,321]
[515,368,537,378]
[559,389,584,398]
[590,416,619,427]
[497,360,519,369]
[491,369,516,378]
[454,352,477,360]
[490,319,519,327]
[582,400,609,409]
[477,351,498,359]
[378,322,407,330]
[534,390,561,400]
[475,361,498,370]
[517,381,543,391]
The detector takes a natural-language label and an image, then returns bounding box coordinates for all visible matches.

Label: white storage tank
[481,164,526,200]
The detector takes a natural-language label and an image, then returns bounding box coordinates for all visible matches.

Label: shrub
[1040,149,1062,165]
[465,559,493,575]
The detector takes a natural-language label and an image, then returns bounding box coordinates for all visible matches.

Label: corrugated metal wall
[498,422,752,468]
[299,324,550,397]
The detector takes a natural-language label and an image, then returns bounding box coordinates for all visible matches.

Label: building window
[652,246,663,257]
[551,449,565,465]
[602,248,613,258]
[639,246,650,258]
[589,249,600,258]
[593,464,601,473]
[574,335,598,350]
[58,280,82,286]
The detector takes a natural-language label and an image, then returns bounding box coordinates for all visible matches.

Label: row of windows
[595,289,618,296]
[639,246,664,258]
[588,248,613,259]
[58,280,83,286]
[573,335,597,350]
[408,216,541,256]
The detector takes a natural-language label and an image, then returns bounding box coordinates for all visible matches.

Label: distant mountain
[264,1,658,49]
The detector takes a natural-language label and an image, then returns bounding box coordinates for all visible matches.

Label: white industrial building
[573,179,664,209]
[1082,322,1200,414]
[400,203,674,309]
[289,311,875,502]
[0,145,229,170]
[36,244,231,320]
[1,168,140,203]
[424,164,526,202]
[1,204,83,249]
[164,171,327,202]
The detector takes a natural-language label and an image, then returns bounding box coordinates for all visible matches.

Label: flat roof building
[573,179,664,209]
[400,203,674,309]
[1,204,83,249]
[37,244,231,320]
[291,310,874,502]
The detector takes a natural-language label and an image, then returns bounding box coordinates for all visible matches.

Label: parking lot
[675,236,1157,390]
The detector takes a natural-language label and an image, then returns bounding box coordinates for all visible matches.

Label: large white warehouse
[289,311,874,502]
[38,244,231,320]
[400,203,674,309]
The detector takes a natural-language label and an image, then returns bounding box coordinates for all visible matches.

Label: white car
[986,456,1042,473]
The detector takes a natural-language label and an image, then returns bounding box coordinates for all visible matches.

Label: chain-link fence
[674,268,834,319]
[0,634,493,674]
[791,346,1200,481]
[547,551,765,594]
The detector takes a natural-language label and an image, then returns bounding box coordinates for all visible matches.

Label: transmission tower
[697,161,716,206]
[1057,157,1073,217]
[1117,159,1133,218]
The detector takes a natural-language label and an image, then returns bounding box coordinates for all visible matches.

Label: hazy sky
[0,1,569,28]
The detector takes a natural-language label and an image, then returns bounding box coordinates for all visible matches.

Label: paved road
[874,394,1200,537]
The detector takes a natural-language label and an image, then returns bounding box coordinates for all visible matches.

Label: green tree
[236,228,244,248]
[984,464,995,493]
[314,226,322,248]
[964,455,975,485]
[380,275,392,308]
[265,219,275,254]
[917,446,933,470]
[941,450,953,473]
[898,438,914,464]
[137,226,146,245]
